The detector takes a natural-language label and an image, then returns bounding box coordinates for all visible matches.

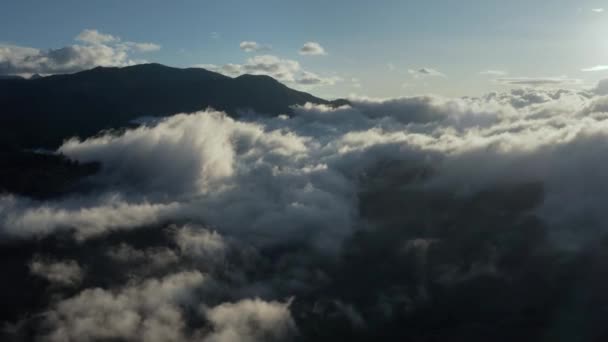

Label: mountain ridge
[0,63,348,148]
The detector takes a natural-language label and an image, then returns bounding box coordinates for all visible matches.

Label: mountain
[0,63,347,148]
[0,75,24,80]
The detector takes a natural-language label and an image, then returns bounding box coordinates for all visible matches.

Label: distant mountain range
[0,63,348,148]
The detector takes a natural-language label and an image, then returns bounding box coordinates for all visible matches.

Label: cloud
[582,65,608,72]
[173,225,227,263]
[297,71,341,86]
[107,243,179,270]
[203,299,296,342]
[203,54,339,87]
[8,79,608,339]
[240,41,271,53]
[76,29,119,45]
[496,76,582,87]
[41,271,206,342]
[29,258,84,287]
[408,67,445,78]
[0,29,160,76]
[0,44,133,76]
[0,194,179,240]
[125,42,162,52]
[592,8,605,13]
[37,259,296,342]
[299,42,326,56]
[480,70,508,76]
[595,79,608,95]
[1,86,604,253]
[206,55,300,83]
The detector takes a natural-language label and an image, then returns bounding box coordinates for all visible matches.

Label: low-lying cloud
[5,82,608,340]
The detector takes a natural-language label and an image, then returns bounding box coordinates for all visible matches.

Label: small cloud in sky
[496,76,582,87]
[198,54,339,88]
[408,67,445,78]
[299,42,327,56]
[239,41,271,53]
[210,32,220,40]
[76,29,119,45]
[387,63,396,71]
[297,71,341,86]
[480,70,508,76]
[120,42,161,52]
[592,8,605,13]
[582,65,608,72]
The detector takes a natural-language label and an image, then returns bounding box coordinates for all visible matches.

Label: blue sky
[3,0,608,98]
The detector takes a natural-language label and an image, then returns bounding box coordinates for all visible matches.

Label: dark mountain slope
[0,63,345,148]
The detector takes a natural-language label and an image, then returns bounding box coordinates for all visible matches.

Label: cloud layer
[5,82,608,340]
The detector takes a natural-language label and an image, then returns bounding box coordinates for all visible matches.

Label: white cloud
[592,8,605,13]
[8,79,608,339]
[0,194,179,240]
[41,271,206,342]
[76,29,118,45]
[0,29,160,76]
[107,243,179,270]
[582,65,608,72]
[29,258,84,287]
[173,225,227,263]
[297,71,341,86]
[299,42,327,56]
[496,76,582,87]
[480,70,508,76]
[39,266,296,342]
[203,54,339,87]
[239,41,271,53]
[4,82,608,257]
[208,55,300,83]
[202,298,297,342]
[127,42,162,52]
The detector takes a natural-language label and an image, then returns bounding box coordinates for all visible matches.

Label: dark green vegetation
[293,163,608,342]
[0,63,346,148]
[0,148,99,199]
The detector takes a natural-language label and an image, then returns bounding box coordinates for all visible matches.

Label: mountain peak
[0,63,334,148]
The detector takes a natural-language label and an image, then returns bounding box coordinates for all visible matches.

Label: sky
[3,0,608,98]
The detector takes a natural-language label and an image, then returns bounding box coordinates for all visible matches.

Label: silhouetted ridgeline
[0,63,348,148]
